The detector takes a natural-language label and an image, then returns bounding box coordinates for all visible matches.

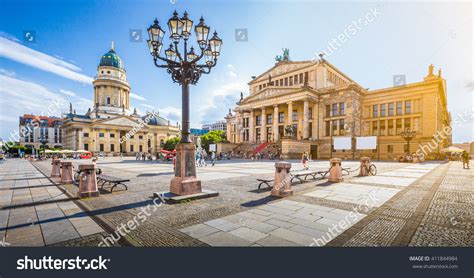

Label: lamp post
[400,128,416,154]
[146,11,222,196]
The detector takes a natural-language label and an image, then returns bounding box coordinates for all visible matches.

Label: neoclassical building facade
[63,43,179,155]
[226,54,451,160]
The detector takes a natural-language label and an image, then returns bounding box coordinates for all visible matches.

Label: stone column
[249,109,255,143]
[261,107,267,142]
[287,102,293,131]
[312,102,318,139]
[273,105,279,142]
[303,100,310,139]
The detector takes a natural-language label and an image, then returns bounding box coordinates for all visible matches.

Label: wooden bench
[256,179,274,190]
[97,174,130,192]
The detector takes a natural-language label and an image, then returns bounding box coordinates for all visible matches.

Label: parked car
[80,152,92,159]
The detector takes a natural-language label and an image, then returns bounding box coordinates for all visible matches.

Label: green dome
[99,49,124,69]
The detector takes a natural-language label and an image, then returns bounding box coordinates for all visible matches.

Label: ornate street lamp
[146,11,222,196]
[400,128,416,154]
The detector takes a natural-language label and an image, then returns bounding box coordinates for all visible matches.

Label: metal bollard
[51,159,61,178]
[328,158,343,182]
[60,161,74,184]
[271,161,293,197]
[359,157,371,176]
[77,164,100,198]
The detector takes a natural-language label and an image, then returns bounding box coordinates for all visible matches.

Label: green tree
[163,137,180,151]
[200,130,224,151]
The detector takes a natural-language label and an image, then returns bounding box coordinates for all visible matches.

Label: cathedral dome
[99,48,124,69]
[143,113,169,126]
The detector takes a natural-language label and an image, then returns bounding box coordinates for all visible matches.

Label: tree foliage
[163,137,180,151]
[200,130,225,151]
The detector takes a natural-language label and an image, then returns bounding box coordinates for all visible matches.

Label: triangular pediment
[95,116,141,127]
[240,86,319,105]
[250,61,315,84]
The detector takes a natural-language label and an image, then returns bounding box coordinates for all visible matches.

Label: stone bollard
[271,161,293,197]
[77,164,100,198]
[359,157,371,176]
[51,159,61,178]
[328,158,343,182]
[60,161,74,184]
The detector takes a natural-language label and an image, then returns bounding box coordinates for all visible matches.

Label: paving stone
[236,218,278,234]
[237,211,270,222]
[179,224,219,239]
[229,227,268,242]
[199,231,253,247]
[288,217,330,232]
[265,218,294,229]
[288,224,328,239]
[269,227,314,246]
[256,235,301,247]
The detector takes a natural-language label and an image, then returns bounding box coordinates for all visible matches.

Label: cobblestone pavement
[0,159,105,246]
[33,157,403,246]
[31,157,471,247]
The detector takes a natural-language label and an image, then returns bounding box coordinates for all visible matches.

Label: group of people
[196,150,216,167]
[135,152,153,161]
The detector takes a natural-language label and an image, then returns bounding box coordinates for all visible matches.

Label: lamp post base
[170,143,202,195]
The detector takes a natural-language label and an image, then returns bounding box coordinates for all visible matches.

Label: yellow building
[63,43,179,155]
[226,53,451,160]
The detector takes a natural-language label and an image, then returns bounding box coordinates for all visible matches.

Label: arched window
[106,97,111,105]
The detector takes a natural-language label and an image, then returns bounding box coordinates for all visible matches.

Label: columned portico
[249,109,255,143]
[273,105,279,141]
[287,102,293,134]
[303,100,309,139]
[261,107,267,142]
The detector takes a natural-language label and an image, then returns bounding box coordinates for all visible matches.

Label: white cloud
[0,68,15,77]
[141,103,156,110]
[158,106,181,122]
[59,89,76,97]
[130,92,147,101]
[0,36,93,85]
[226,64,237,78]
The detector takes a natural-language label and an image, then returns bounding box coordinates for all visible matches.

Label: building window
[332,103,338,116]
[332,120,338,136]
[256,115,261,126]
[405,118,411,129]
[372,121,378,136]
[380,121,386,136]
[325,121,330,136]
[139,135,143,139]
[299,73,303,84]
[388,119,394,135]
[84,143,89,151]
[396,119,402,134]
[405,100,411,114]
[325,105,331,117]
[256,128,261,142]
[284,78,288,86]
[130,135,134,139]
[84,132,89,137]
[267,127,272,141]
[99,133,104,138]
[267,114,272,124]
[110,144,115,152]
[339,102,345,116]
[139,145,143,152]
[110,133,115,138]
[339,119,345,135]
[381,104,386,117]
[106,97,111,105]
[373,105,378,117]
[397,101,403,115]
[279,112,284,123]
[130,145,134,152]
[292,110,298,122]
[387,145,394,153]
[388,103,394,116]
[100,143,104,152]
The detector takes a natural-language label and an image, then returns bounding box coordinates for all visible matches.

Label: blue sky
[0,0,472,143]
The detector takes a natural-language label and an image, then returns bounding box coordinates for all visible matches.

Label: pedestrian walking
[462,151,470,169]
[211,151,216,166]
[302,151,309,170]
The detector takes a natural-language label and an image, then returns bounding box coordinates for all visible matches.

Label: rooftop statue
[275,48,290,62]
